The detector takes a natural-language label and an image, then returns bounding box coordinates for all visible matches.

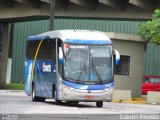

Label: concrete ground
[0,90,160,120]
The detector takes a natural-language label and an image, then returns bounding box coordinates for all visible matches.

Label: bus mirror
[113,49,120,65]
[59,47,64,64]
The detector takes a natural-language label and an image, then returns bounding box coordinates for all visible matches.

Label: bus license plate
[84,95,94,99]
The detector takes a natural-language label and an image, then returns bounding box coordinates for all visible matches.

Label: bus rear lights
[84,95,94,99]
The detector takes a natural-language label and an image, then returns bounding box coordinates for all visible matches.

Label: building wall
[112,40,144,97]
[12,18,146,83]
[144,43,160,76]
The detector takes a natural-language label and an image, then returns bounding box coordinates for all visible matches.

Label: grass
[5,83,24,90]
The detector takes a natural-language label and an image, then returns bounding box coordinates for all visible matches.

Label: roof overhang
[1,0,160,22]
[106,32,146,43]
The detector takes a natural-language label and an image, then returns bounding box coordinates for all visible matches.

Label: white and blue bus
[25,30,120,107]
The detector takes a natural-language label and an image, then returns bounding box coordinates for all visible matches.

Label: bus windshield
[63,44,113,84]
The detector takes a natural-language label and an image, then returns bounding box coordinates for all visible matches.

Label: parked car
[142,76,160,95]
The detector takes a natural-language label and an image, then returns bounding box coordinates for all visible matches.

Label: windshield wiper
[93,66,103,83]
[91,59,102,83]
[77,63,86,81]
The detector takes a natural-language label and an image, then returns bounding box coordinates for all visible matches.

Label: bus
[25,30,120,107]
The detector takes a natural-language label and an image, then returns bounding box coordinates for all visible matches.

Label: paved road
[0,90,160,120]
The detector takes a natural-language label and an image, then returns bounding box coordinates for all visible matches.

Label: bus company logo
[42,62,51,72]
[88,90,91,93]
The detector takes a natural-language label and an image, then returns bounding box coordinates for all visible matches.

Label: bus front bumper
[57,85,113,102]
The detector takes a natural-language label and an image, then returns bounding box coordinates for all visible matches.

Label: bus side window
[26,41,38,59]
[26,40,56,62]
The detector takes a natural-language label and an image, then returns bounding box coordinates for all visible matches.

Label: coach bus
[25,30,120,107]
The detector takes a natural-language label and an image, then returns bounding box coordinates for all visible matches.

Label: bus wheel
[32,84,38,101]
[72,101,79,104]
[38,97,45,102]
[66,101,79,104]
[96,101,103,108]
[32,84,45,102]
[55,99,62,105]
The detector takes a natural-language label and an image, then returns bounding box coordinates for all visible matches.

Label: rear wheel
[32,84,45,102]
[96,101,103,108]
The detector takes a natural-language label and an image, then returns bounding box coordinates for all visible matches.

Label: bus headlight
[104,87,113,92]
[63,85,76,98]
[63,85,76,92]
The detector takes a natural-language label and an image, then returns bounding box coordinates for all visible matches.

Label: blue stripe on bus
[27,35,50,41]
[62,80,114,90]
[65,39,112,45]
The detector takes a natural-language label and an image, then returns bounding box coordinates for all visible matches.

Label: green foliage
[138,9,160,44]
[5,83,24,90]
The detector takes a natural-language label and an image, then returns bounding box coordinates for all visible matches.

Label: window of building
[114,55,130,75]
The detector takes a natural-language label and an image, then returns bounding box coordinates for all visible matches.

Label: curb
[0,90,24,93]
[112,97,147,104]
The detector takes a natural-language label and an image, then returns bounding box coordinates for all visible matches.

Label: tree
[138,9,160,45]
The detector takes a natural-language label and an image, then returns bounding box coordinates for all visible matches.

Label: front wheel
[72,101,79,104]
[66,101,79,104]
[55,99,62,105]
[96,101,103,108]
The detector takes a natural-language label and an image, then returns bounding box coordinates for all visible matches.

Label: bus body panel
[56,80,114,101]
[27,30,112,45]
[24,60,33,96]
[34,60,56,98]
[62,80,114,90]
[25,60,57,98]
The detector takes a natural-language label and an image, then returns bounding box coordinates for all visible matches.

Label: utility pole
[0,23,10,88]
[50,0,55,31]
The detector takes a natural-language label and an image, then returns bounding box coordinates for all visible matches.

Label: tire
[32,84,38,101]
[66,101,72,104]
[66,101,79,104]
[55,99,62,105]
[38,97,45,102]
[72,101,79,104]
[54,90,62,105]
[96,101,103,108]
[32,84,45,102]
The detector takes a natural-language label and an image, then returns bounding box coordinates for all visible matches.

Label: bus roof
[27,30,112,45]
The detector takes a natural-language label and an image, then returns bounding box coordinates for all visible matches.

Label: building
[108,32,145,96]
